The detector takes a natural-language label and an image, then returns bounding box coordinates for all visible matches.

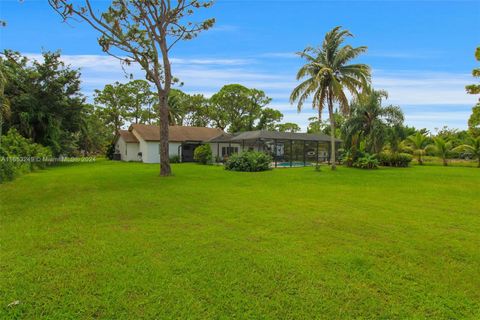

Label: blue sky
[1,0,479,131]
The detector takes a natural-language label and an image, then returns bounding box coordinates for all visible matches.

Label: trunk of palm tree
[328,94,336,170]
[417,153,423,165]
[443,157,448,166]
[158,93,171,176]
[477,157,479,168]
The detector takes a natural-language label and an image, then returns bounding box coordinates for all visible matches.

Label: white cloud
[372,71,476,105]
[257,52,298,59]
[21,52,475,130]
[368,50,441,59]
[171,58,253,66]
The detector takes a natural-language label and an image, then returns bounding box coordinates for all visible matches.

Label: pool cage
[210,131,341,168]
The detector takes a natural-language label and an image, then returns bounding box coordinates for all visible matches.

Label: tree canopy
[1,50,85,155]
[210,84,282,133]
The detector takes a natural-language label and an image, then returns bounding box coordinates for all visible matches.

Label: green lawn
[1,161,479,319]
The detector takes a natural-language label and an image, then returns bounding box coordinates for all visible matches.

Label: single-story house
[114,124,341,167]
[114,124,239,163]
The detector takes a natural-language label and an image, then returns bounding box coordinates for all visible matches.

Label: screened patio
[209,130,341,167]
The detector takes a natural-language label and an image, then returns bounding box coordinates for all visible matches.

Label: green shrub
[0,128,53,183]
[106,143,115,160]
[225,151,272,172]
[0,148,16,183]
[378,152,413,167]
[169,155,180,163]
[193,144,212,165]
[352,153,379,169]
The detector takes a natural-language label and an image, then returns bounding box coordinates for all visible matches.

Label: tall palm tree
[404,132,429,165]
[290,26,371,170]
[343,89,404,154]
[428,137,453,166]
[453,136,480,167]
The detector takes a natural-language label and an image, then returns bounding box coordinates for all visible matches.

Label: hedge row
[0,129,52,183]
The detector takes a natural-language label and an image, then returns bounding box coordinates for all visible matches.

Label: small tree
[404,132,429,165]
[193,144,212,164]
[428,137,453,166]
[49,0,215,176]
[453,136,480,168]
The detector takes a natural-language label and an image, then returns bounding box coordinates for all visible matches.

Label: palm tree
[290,26,370,170]
[453,136,480,167]
[404,132,429,165]
[428,137,453,166]
[343,89,404,154]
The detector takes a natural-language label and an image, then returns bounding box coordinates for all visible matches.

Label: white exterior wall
[125,143,140,161]
[115,137,140,161]
[141,141,182,163]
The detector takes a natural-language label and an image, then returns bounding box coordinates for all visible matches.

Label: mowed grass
[1,161,479,319]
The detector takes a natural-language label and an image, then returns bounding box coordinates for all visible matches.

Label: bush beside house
[225,151,272,172]
[194,144,213,164]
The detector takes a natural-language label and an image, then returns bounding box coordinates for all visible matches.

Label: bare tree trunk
[158,93,171,176]
[328,94,336,170]
[443,157,448,166]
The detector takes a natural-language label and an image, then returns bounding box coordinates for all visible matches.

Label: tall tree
[307,116,321,133]
[343,89,404,154]
[255,108,283,131]
[1,50,85,155]
[183,94,210,127]
[49,0,215,176]
[466,47,480,95]
[94,82,129,134]
[209,84,281,132]
[467,47,480,137]
[468,105,480,137]
[0,63,11,146]
[122,80,156,124]
[290,26,371,169]
[78,104,112,155]
[167,89,189,125]
[246,89,274,131]
[276,122,301,133]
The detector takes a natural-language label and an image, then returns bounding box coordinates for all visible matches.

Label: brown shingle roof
[117,130,139,143]
[130,124,224,142]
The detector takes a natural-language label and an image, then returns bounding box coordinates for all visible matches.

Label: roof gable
[117,130,139,143]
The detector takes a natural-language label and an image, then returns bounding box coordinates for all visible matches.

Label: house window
[222,146,238,156]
